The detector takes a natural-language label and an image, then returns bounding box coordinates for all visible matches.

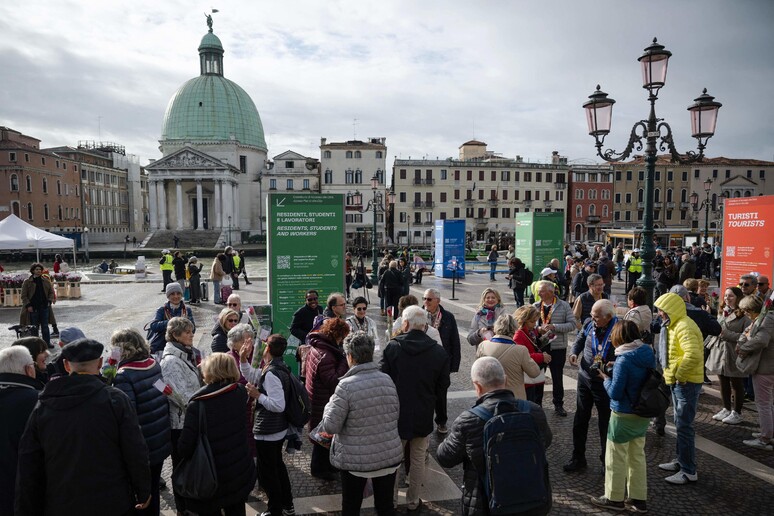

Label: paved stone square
[2,260,773,515]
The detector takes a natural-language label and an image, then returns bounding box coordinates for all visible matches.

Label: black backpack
[267,362,310,427]
[627,368,670,418]
[470,400,551,515]
[524,267,534,286]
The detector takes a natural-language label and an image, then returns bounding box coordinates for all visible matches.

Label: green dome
[199,32,223,52]
[161,75,267,150]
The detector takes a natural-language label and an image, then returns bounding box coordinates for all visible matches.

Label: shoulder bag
[172,400,218,499]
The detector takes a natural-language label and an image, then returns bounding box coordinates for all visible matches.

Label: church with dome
[145,18,267,240]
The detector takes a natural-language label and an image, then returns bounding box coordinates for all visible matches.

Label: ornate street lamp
[356,176,394,283]
[583,37,721,307]
[690,178,714,244]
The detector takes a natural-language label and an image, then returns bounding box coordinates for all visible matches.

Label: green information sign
[515,212,565,295]
[268,193,345,373]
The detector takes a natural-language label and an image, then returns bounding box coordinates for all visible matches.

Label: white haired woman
[320,331,403,515]
[476,314,540,400]
[112,328,171,516]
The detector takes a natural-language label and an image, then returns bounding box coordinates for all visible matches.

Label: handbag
[736,350,763,376]
[221,275,233,287]
[172,400,219,500]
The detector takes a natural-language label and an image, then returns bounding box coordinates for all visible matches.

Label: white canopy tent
[0,214,77,265]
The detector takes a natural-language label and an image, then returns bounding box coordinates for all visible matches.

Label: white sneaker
[743,438,773,451]
[665,471,698,484]
[658,460,680,472]
[712,408,731,421]
[752,432,761,438]
[722,410,743,425]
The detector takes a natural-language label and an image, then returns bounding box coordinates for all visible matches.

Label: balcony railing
[554,181,567,190]
[474,217,488,225]
[412,201,422,208]
[666,202,675,209]
[465,199,475,206]
[587,215,601,223]
[423,178,435,185]
[412,178,423,185]
[680,202,692,209]
[422,201,435,208]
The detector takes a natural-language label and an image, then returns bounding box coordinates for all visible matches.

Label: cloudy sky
[2,0,772,169]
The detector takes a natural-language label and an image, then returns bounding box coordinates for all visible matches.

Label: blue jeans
[29,306,51,346]
[489,262,497,280]
[671,382,702,475]
[212,280,221,303]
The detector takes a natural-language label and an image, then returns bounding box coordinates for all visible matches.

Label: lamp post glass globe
[583,86,616,138]
[688,89,722,139]
[638,38,672,92]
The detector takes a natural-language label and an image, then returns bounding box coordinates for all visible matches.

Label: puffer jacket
[304,332,348,429]
[624,305,653,334]
[436,390,552,516]
[532,297,576,350]
[114,357,172,465]
[738,310,774,375]
[211,323,228,354]
[654,293,705,385]
[604,341,656,413]
[160,342,202,429]
[320,362,403,472]
[571,318,619,384]
[148,302,195,353]
[178,382,256,515]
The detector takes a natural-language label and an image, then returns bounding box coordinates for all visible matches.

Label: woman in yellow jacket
[653,292,704,485]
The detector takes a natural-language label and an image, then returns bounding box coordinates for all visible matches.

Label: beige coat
[209,257,225,281]
[19,276,55,325]
[476,336,540,400]
[706,311,750,377]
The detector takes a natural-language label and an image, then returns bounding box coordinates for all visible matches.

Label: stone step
[144,229,222,249]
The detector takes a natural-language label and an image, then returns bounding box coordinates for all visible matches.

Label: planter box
[3,288,22,307]
[67,282,81,299]
[56,282,68,299]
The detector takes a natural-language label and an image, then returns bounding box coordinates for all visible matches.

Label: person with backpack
[243,334,297,516]
[437,357,552,516]
[589,320,655,513]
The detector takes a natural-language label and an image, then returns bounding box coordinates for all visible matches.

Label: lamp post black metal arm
[584,39,721,308]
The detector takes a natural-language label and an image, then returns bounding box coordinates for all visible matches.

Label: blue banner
[434,219,466,279]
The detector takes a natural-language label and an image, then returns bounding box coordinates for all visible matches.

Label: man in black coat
[16,339,151,516]
[289,290,324,343]
[423,288,461,434]
[381,306,450,513]
[438,357,552,516]
[0,347,44,516]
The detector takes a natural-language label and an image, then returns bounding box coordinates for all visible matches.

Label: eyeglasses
[759,282,769,286]
[423,297,437,301]
[741,283,751,287]
[226,318,239,323]
[227,303,239,307]
[355,307,367,311]
[306,297,318,301]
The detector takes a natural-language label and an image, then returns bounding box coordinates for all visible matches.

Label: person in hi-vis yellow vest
[159,249,174,293]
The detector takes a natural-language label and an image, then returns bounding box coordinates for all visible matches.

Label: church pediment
[720,174,758,187]
[146,147,238,173]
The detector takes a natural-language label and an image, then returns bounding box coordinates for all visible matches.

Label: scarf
[477,305,500,324]
[614,339,644,356]
[428,308,442,329]
[657,316,670,370]
[171,341,197,369]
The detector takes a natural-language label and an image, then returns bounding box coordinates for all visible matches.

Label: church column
[232,181,240,229]
[158,180,168,229]
[148,180,158,230]
[222,180,233,229]
[214,179,222,229]
[196,180,204,230]
[175,180,184,230]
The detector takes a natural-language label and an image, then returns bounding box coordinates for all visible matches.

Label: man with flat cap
[16,339,151,516]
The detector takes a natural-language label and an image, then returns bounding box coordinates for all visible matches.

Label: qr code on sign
[726,246,735,257]
[277,255,290,269]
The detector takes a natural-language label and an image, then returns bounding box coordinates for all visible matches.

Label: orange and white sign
[722,194,774,290]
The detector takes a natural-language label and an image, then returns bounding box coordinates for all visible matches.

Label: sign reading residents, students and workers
[721,194,774,291]
[268,193,345,374]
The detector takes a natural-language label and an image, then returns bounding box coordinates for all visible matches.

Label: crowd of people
[2,237,773,516]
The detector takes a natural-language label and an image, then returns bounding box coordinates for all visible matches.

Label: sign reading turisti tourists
[721,194,774,290]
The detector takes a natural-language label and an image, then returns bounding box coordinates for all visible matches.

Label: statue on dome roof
[205,12,213,32]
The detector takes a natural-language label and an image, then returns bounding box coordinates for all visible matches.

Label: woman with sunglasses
[211,308,240,354]
[345,296,380,351]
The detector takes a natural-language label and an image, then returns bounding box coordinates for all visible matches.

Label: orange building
[0,127,82,231]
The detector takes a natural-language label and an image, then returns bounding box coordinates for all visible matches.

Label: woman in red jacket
[513,305,552,405]
[305,317,350,480]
